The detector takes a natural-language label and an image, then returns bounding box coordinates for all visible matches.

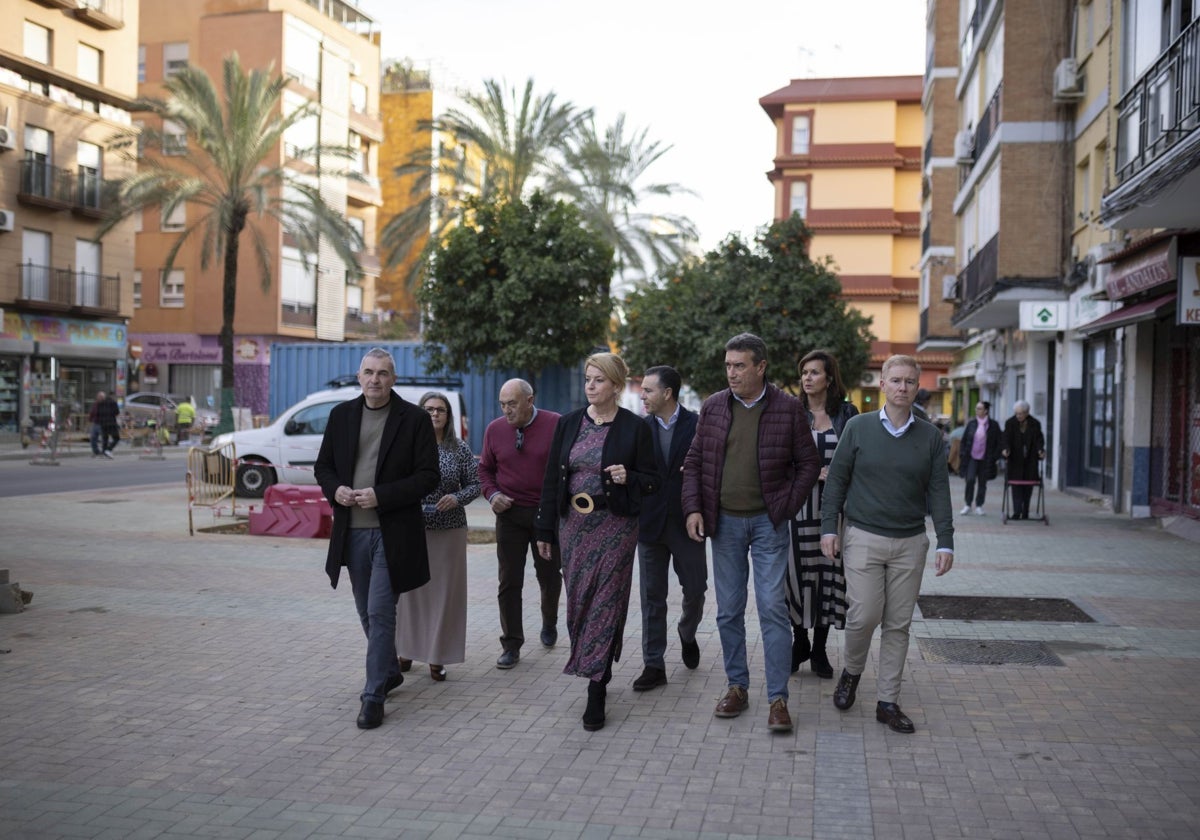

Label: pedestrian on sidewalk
[88,392,105,457]
[820,354,955,734]
[535,352,659,731]
[95,392,121,458]
[1001,400,1045,520]
[789,349,858,680]
[682,333,820,734]
[314,348,440,730]
[631,365,707,693]
[959,400,1001,515]
[395,391,480,682]
[478,378,562,670]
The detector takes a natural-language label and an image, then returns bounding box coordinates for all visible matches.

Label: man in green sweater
[819,354,954,734]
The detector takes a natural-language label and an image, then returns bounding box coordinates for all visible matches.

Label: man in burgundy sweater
[478,378,562,669]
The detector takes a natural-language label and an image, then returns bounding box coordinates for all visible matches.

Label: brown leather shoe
[713,686,748,718]
[430,664,446,682]
[767,698,793,732]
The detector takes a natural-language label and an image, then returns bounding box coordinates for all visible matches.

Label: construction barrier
[248,484,333,539]
[186,441,238,535]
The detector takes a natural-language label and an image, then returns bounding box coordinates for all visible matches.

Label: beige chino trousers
[841,525,929,704]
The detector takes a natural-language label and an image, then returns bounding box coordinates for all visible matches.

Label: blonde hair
[584,352,629,386]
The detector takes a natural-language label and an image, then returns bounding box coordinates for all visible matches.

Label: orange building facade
[130,0,382,414]
[760,75,951,410]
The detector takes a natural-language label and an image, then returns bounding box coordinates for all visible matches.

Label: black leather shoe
[680,635,700,670]
[356,700,383,729]
[791,628,811,673]
[632,667,667,691]
[876,702,915,733]
[809,648,834,679]
[384,671,404,695]
[496,649,519,669]
[540,625,558,647]
[833,669,860,710]
[582,680,606,731]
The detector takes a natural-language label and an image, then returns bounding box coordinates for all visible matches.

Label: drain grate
[917,637,1065,666]
[918,595,1094,623]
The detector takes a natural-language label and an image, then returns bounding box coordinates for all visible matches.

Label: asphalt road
[0,449,190,497]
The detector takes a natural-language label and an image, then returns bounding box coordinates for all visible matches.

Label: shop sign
[1181,258,1200,326]
[1107,238,1175,301]
[1019,301,1065,331]
[1,312,125,347]
[135,334,222,363]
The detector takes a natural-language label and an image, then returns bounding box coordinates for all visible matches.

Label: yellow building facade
[760,76,948,409]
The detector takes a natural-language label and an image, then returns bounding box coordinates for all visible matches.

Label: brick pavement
[0,469,1197,839]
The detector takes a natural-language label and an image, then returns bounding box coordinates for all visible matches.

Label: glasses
[515,428,524,451]
[424,406,448,415]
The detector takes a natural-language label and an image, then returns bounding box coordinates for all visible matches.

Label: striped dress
[786,426,847,629]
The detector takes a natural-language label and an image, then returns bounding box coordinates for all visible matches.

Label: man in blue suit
[632,365,708,691]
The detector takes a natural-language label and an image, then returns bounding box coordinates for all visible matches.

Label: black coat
[534,406,660,543]
[637,406,698,543]
[314,394,440,595]
[1002,414,1045,482]
[960,416,1002,476]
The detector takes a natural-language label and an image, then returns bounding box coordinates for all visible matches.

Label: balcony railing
[18,160,75,209]
[281,301,316,327]
[921,224,931,253]
[1115,17,1200,184]
[344,311,379,337]
[974,83,1002,160]
[75,0,124,29]
[18,263,121,313]
[74,172,120,217]
[955,234,999,305]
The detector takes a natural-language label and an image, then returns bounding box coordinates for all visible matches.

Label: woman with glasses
[535,353,660,731]
[395,392,480,681]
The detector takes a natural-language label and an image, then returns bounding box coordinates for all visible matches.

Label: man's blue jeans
[711,511,792,703]
[346,528,401,704]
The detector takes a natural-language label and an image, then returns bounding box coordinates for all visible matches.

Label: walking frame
[1001,465,1049,525]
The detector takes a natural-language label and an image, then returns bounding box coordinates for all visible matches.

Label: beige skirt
[395,527,468,665]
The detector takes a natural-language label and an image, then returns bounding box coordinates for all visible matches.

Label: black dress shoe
[632,667,667,691]
[680,632,700,669]
[833,669,860,710]
[876,702,915,733]
[809,648,834,679]
[582,680,606,731]
[356,700,383,729]
[496,649,519,669]
[791,627,811,673]
[384,671,404,695]
[540,625,558,647]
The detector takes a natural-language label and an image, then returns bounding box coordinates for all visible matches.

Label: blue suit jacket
[638,406,698,543]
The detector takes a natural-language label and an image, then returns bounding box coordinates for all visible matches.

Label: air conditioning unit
[350,60,363,77]
[0,126,15,151]
[953,129,974,163]
[941,275,959,301]
[860,370,881,388]
[0,209,13,232]
[1053,58,1083,101]
[937,376,951,389]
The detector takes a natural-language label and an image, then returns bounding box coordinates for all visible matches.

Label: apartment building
[0,0,139,442]
[130,0,382,415]
[760,76,948,411]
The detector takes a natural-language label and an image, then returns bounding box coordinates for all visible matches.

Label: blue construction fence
[268,342,586,454]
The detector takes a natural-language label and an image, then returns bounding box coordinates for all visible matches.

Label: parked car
[123,392,220,431]
[211,382,467,497]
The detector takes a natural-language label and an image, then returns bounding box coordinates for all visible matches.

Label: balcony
[974,83,1002,160]
[73,172,120,219]
[349,105,384,142]
[281,301,316,328]
[1103,17,1200,227]
[955,235,998,308]
[344,310,379,337]
[346,175,382,207]
[18,160,74,210]
[16,263,121,315]
[31,0,78,8]
[74,0,124,29]
[921,224,931,253]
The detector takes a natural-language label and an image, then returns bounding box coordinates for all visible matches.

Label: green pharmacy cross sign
[1035,306,1055,325]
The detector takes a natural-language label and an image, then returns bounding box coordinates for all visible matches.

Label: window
[163,42,188,77]
[22,229,52,301]
[281,253,317,308]
[350,79,368,114]
[77,141,102,209]
[790,114,811,155]
[1076,157,1092,226]
[22,126,53,199]
[349,130,366,173]
[788,180,808,219]
[162,119,186,155]
[285,18,321,90]
[161,202,185,231]
[133,269,142,308]
[283,91,317,158]
[137,45,145,83]
[161,269,185,307]
[75,239,101,307]
[286,402,337,436]
[346,283,363,314]
[347,215,365,245]
[24,21,50,65]
[78,43,101,84]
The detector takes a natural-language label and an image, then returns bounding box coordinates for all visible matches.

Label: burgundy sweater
[477,408,561,507]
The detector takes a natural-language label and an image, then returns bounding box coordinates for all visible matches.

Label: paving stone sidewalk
[0,478,1197,839]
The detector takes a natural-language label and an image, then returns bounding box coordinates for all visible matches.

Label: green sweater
[820,411,954,552]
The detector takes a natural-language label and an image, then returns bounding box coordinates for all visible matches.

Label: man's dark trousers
[496,504,561,653]
[638,532,706,670]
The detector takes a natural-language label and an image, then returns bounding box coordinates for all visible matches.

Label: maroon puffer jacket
[681,384,820,535]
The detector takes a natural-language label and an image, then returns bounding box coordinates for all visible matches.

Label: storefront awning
[1074,293,1176,335]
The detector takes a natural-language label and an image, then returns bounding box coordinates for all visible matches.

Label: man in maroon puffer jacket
[682,333,820,734]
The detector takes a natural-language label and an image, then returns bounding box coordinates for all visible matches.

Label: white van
[212,382,467,497]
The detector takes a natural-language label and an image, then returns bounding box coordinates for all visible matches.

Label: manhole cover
[918,595,1094,623]
[918,638,1065,666]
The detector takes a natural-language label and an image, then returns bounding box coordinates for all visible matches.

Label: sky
[356,0,928,253]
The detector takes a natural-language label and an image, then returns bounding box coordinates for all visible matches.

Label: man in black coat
[631,366,707,691]
[314,348,439,730]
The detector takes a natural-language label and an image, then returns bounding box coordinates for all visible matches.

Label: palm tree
[547,113,698,297]
[380,77,588,289]
[100,54,362,432]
